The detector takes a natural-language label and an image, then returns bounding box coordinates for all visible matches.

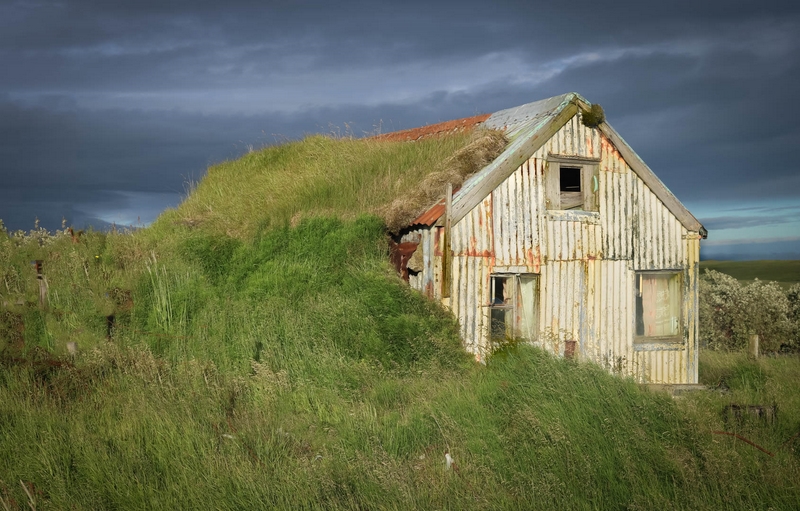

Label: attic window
[559,167,582,210]
[545,157,600,212]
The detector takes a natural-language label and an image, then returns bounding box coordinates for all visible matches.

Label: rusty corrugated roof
[372,113,490,142]
[409,200,445,227]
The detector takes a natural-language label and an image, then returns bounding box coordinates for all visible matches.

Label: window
[545,157,600,211]
[635,272,682,341]
[559,167,583,210]
[490,274,539,341]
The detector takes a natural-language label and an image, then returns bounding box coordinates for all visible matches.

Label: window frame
[489,273,539,342]
[634,270,684,345]
[545,155,600,212]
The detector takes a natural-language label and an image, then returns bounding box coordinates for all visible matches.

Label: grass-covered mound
[2,132,800,509]
[171,130,506,239]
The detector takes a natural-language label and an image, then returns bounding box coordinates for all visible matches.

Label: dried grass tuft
[379,129,507,233]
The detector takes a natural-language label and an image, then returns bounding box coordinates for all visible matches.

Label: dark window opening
[492,277,507,305]
[490,308,506,339]
[560,167,582,192]
[490,276,510,339]
[559,166,583,210]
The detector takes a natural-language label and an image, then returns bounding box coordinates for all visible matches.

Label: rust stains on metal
[388,240,419,282]
[372,114,491,142]
[409,201,445,228]
[460,249,494,258]
[424,280,434,298]
[585,133,595,158]
[524,247,542,272]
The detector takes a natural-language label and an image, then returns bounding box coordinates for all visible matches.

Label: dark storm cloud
[700,215,798,231]
[4,0,798,95]
[2,0,800,260]
[0,94,454,231]
[0,187,125,233]
[516,36,800,202]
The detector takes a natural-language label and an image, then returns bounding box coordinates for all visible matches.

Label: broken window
[559,167,583,210]
[545,159,599,212]
[635,272,682,340]
[490,274,539,341]
[490,276,512,339]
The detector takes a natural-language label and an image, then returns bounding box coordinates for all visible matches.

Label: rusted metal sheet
[403,227,433,296]
[410,201,445,228]
[371,113,490,142]
[544,212,601,262]
[538,260,587,356]
[388,240,419,282]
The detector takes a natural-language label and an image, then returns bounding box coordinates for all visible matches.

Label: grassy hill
[2,132,800,509]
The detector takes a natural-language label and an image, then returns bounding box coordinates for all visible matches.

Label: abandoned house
[388,92,707,385]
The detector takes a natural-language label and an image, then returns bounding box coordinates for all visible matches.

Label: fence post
[441,183,452,300]
[749,333,759,359]
[32,260,47,309]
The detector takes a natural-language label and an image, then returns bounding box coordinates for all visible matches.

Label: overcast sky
[1,0,799,259]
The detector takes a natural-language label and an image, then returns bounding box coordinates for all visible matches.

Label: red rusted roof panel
[372,113,491,142]
[410,201,445,227]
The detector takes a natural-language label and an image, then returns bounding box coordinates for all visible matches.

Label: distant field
[700,260,800,288]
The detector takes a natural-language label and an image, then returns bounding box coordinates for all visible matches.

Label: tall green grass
[3,339,799,509]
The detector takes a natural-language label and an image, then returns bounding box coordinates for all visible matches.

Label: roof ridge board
[482,93,578,138]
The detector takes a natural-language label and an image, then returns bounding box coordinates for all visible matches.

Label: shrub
[699,270,794,352]
[788,283,800,351]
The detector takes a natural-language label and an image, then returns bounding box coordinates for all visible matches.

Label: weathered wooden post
[32,260,47,309]
[749,333,759,359]
[441,183,453,300]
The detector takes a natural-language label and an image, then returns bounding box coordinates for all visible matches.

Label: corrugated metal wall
[492,158,542,268]
[406,227,436,298]
[411,113,700,381]
[450,197,492,359]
